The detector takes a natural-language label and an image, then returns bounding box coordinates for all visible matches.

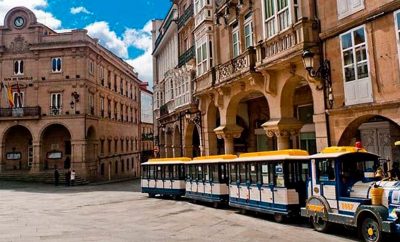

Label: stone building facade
[140,83,154,162]
[318,0,400,164]
[152,0,200,158]
[0,7,142,181]
[194,0,327,156]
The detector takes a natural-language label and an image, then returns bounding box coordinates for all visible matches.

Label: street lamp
[70,91,80,113]
[302,50,333,108]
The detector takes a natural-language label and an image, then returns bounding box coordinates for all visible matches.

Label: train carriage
[141,157,190,198]
[301,146,400,242]
[228,150,311,222]
[185,155,236,207]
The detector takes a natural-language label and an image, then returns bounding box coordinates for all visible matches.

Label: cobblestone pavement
[0,180,366,242]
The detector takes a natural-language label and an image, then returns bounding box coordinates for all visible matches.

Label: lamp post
[302,50,333,108]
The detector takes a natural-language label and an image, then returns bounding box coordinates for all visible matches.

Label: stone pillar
[313,113,329,151]
[204,131,218,156]
[71,140,87,178]
[183,146,192,158]
[263,118,303,151]
[214,124,243,155]
[172,145,182,157]
[31,142,41,173]
[0,143,4,172]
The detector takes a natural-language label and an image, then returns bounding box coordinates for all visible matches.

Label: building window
[340,26,372,105]
[88,60,94,75]
[14,60,24,75]
[100,140,105,154]
[51,57,62,72]
[114,140,118,153]
[13,92,24,108]
[395,10,400,68]
[196,40,208,75]
[244,14,254,49]
[232,24,240,57]
[121,160,125,172]
[263,0,290,38]
[115,161,118,174]
[108,140,112,154]
[99,66,104,85]
[337,0,364,19]
[89,93,94,115]
[50,93,62,115]
[100,97,105,118]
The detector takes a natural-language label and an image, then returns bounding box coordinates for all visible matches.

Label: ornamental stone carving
[9,35,29,53]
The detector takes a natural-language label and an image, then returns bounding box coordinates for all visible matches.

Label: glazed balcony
[178,46,195,68]
[215,47,256,85]
[194,5,213,27]
[177,4,193,29]
[0,106,41,119]
[256,19,318,69]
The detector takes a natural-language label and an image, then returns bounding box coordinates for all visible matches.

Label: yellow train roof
[395,141,400,146]
[320,146,367,154]
[147,157,191,163]
[239,149,309,158]
[192,155,237,161]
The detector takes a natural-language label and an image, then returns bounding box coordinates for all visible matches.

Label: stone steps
[0,171,89,185]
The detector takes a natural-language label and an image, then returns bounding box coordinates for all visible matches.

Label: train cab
[228,150,311,222]
[141,157,190,198]
[184,155,236,207]
[301,146,400,242]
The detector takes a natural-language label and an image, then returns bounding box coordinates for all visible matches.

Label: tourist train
[141,146,400,242]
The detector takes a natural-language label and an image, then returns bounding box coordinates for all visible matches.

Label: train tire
[273,213,285,223]
[311,216,331,233]
[360,217,382,242]
[148,193,155,198]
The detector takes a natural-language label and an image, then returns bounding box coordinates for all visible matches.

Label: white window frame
[244,15,254,49]
[262,0,291,39]
[232,25,241,57]
[339,25,372,105]
[12,92,24,108]
[100,97,104,111]
[14,60,24,75]
[196,37,208,76]
[337,0,365,20]
[89,60,94,75]
[394,10,400,69]
[51,57,62,73]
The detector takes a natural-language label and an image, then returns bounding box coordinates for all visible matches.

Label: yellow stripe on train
[239,149,309,158]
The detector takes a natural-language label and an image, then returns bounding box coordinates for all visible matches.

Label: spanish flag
[7,83,14,108]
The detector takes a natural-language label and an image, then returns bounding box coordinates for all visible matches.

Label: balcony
[49,106,62,116]
[160,104,169,117]
[215,47,256,85]
[178,46,195,68]
[0,106,41,119]
[256,19,318,69]
[177,4,193,29]
[194,68,215,95]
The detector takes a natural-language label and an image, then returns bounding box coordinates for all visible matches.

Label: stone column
[172,145,182,157]
[0,143,4,172]
[204,131,218,156]
[214,124,243,155]
[263,118,303,151]
[165,145,173,158]
[71,140,87,179]
[183,146,192,158]
[31,142,41,173]
[313,113,329,151]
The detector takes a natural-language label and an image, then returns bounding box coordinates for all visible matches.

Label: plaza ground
[0,180,373,242]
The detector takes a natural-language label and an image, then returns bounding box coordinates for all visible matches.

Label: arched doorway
[280,77,316,153]
[207,103,224,155]
[3,125,33,171]
[192,125,200,157]
[226,91,271,153]
[338,115,400,165]
[41,124,72,170]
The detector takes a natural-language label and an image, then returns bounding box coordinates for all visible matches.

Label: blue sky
[0,0,172,86]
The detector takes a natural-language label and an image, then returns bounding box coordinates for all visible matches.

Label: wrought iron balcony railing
[215,46,256,85]
[178,46,195,67]
[177,4,193,29]
[0,106,41,118]
[49,106,62,116]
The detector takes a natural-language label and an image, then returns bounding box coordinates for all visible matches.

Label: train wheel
[360,217,382,242]
[312,216,331,233]
[148,193,155,198]
[273,213,285,223]
[212,202,219,209]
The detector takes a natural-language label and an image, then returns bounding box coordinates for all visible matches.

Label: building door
[359,122,392,161]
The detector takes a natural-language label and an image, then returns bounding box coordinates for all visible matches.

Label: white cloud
[0,0,61,29]
[85,21,128,58]
[70,6,92,15]
[86,20,154,85]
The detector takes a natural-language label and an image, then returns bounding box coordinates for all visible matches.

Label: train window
[164,165,171,179]
[239,163,247,183]
[230,164,238,183]
[172,165,178,180]
[179,165,185,179]
[156,165,162,179]
[275,163,285,187]
[205,165,210,181]
[250,163,258,184]
[141,166,147,179]
[210,164,219,182]
[219,164,227,183]
[261,163,269,184]
[197,165,203,180]
[301,162,310,182]
[317,159,336,182]
[149,166,155,179]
